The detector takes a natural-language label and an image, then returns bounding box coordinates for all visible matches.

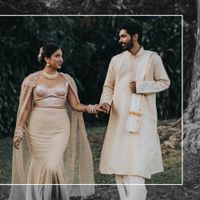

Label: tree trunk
[184,0,200,153]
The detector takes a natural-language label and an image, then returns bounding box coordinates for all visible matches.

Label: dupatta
[9,71,94,199]
[126,51,154,133]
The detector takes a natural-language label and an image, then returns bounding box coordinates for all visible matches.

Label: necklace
[42,71,59,79]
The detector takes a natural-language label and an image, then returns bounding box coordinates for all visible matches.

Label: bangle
[87,104,98,114]
[15,127,25,139]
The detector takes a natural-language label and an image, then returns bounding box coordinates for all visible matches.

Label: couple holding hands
[10,21,170,200]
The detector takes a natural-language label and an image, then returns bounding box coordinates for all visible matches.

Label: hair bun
[37,43,60,65]
[38,47,44,63]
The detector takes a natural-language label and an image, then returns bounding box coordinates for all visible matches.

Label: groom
[99,21,170,199]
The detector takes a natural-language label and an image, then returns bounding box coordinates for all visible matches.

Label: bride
[9,43,106,200]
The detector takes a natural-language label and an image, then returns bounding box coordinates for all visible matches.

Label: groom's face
[119,29,133,51]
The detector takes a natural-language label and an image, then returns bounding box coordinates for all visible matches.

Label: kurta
[99,47,170,179]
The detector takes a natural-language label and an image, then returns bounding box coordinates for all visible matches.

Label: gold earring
[46,63,50,67]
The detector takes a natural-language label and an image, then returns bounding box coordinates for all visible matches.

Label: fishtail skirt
[27,107,70,184]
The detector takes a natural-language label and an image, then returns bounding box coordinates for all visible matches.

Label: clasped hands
[95,103,110,114]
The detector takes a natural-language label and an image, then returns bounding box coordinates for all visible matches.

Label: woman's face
[46,48,63,70]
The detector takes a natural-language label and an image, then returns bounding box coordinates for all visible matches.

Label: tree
[184,0,200,153]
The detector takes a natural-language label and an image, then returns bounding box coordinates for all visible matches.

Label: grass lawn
[0,138,12,183]
[0,123,181,184]
[87,125,181,184]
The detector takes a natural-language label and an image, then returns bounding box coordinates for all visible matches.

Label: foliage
[0,0,197,110]
[0,0,186,15]
[0,16,181,137]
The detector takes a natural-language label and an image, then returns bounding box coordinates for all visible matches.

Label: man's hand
[130,81,136,93]
[101,103,111,114]
[95,104,108,113]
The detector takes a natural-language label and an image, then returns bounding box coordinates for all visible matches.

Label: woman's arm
[13,94,32,149]
[18,95,32,129]
[67,86,106,113]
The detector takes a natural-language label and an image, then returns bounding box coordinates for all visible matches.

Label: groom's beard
[120,39,133,51]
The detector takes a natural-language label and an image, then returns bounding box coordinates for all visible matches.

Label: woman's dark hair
[120,21,143,44]
[38,43,60,64]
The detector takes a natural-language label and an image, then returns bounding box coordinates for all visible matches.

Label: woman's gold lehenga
[9,71,94,200]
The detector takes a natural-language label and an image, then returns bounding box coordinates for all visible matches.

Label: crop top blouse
[33,83,68,108]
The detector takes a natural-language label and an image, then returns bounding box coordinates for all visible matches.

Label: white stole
[126,51,154,133]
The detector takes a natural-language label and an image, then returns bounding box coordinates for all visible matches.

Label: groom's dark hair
[119,21,143,44]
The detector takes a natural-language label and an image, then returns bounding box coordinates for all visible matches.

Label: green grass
[87,125,182,184]
[0,138,12,183]
[0,124,181,184]
[147,167,181,184]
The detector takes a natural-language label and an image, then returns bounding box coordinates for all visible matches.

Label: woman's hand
[13,136,22,149]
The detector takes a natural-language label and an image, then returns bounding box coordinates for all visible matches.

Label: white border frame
[0,14,183,186]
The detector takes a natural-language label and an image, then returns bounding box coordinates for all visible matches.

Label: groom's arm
[136,53,170,94]
[100,57,116,108]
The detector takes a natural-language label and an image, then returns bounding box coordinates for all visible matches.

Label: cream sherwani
[99,47,170,178]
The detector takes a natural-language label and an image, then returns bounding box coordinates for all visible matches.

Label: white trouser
[115,175,147,200]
